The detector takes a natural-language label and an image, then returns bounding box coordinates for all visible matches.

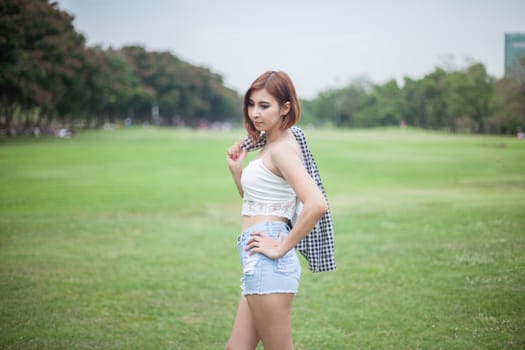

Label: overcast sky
[56,0,525,99]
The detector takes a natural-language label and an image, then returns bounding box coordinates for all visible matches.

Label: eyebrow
[249,99,272,105]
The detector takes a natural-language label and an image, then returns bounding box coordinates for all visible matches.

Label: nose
[252,106,259,118]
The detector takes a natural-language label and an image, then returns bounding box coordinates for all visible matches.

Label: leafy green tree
[299,98,315,125]
[402,77,427,128]
[446,63,494,133]
[310,78,372,127]
[489,58,525,134]
[0,0,89,133]
[312,89,338,126]
[0,0,27,131]
[368,79,405,127]
[338,79,372,127]
[118,46,240,125]
[422,69,448,129]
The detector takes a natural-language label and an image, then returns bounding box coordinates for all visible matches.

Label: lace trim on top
[241,198,296,220]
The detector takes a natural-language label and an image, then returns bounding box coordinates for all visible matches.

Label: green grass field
[1,127,524,349]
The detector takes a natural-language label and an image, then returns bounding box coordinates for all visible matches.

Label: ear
[280,101,291,116]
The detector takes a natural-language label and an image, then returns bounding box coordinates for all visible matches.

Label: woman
[225,71,334,350]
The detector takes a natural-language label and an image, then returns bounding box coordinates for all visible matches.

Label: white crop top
[241,158,297,220]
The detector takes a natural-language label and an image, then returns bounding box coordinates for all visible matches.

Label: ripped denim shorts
[236,221,301,295]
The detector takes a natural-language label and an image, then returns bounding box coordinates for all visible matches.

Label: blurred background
[1,0,525,136]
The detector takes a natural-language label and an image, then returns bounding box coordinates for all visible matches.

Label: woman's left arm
[246,142,328,259]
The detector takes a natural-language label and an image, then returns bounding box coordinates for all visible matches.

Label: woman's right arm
[226,139,247,197]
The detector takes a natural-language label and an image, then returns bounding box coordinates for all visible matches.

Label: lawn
[1,127,524,349]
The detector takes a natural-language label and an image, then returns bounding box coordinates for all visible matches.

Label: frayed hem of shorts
[243,290,297,296]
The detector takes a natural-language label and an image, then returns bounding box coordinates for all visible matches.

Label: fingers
[226,138,245,161]
[244,231,279,255]
[245,231,266,255]
[245,232,264,251]
[226,145,239,160]
[244,231,285,259]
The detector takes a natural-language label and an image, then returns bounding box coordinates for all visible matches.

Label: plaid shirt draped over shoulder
[240,126,336,272]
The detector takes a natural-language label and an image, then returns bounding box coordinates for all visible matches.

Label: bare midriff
[242,215,288,230]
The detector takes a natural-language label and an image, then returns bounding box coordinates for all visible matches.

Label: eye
[260,104,270,109]
[247,100,254,107]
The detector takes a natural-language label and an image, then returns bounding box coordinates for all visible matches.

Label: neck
[265,127,288,144]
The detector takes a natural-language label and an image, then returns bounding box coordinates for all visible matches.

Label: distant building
[504,33,525,76]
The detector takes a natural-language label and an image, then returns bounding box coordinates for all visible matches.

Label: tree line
[301,59,525,134]
[1,0,524,136]
[0,0,241,136]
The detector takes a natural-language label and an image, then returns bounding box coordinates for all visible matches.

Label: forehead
[249,88,278,103]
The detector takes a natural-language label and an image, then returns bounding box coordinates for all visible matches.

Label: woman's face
[247,88,286,133]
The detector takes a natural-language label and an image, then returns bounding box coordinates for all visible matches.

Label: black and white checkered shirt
[241,126,336,272]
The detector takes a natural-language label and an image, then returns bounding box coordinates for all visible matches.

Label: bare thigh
[225,296,259,350]
[246,293,295,350]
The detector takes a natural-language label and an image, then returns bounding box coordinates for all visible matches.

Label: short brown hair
[243,71,301,141]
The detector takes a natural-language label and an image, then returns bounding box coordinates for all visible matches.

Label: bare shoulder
[270,138,303,173]
[281,130,301,154]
